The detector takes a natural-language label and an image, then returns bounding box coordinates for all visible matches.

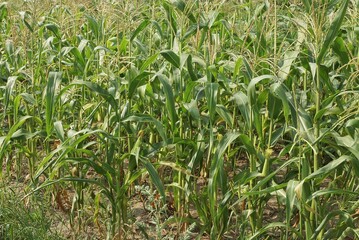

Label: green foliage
[0,185,63,240]
[0,0,358,239]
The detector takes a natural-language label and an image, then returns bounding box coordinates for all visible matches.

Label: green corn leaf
[78,39,88,52]
[128,71,152,98]
[151,20,163,39]
[346,119,359,129]
[133,38,148,55]
[131,19,150,41]
[86,15,101,40]
[20,93,37,105]
[333,37,350,64]
[216,104,234,128]
[0,3,7,22]
[252,157,299,192]
[318,64,335,93]
[311,210,352,240]
[247,76,273,139]
[119,35,129,54]
[213,132,240,170]
[160,50,180,69]
[54,121,65,142]
[317,0,349,63]
[180,53,189,70]
[70,47,86,71]
[302,0,312,13]
[60,46,73,57]
[171,0,196,23]
[308,189,358,202]
[332,133,359,176]
[270,82,294,125]
[45,23,61,39]
[242,183,287,197]
[4,76,17,112]
[45,72,62,136]
[332,134,359,158]
[207,11,219,29]
[5,39,14,57]
[303,155,349,182]
[182,24,200,41]
[34,129,105,179]
[130,131,143,168]
[286,180,299,237]
[187,131,205,173]
[183,99,200,121]
[239,134,256,155]
[294,181,312,204]
[158,161,193,176]
[71,80,118,112]
[22,177,115,211]
[11,129,39,140]
[233,91,250,126]
[157,74,178,132]
[65,157,109,176]
[19,11,33,32]
[205,82,218,122]
[140,53,159,72]
[140,157,165,204]
[0,116,32,177]
[186,55,199,81]
[270,126,284,145]
[208,132,239,235]
[123,114,167,143]
[278,51,300,80]
[271,82,314,143]
[267,92,282,120]
[162,2,178,34]
[249,222,286,240]
[183,81,198,102]
[248,75,275,107]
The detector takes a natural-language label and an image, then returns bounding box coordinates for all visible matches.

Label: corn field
[0,0,359,239]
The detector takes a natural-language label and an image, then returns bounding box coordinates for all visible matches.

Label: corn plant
[0,0,358,239]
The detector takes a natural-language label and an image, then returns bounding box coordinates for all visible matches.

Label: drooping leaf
[54,121,65,142]
[249,222,287,240]
[71,80,118,113]
[171,0,196,23]
[233,91,250,126]
[278,51,300,80]
[123,114,167,143]
[160,50,180,69]
[140,157,165,204]
[183,99,200,121]
[128,71,152,98]
[306,155,349,181]
[45,23,61,39]
[216,104,234,128]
